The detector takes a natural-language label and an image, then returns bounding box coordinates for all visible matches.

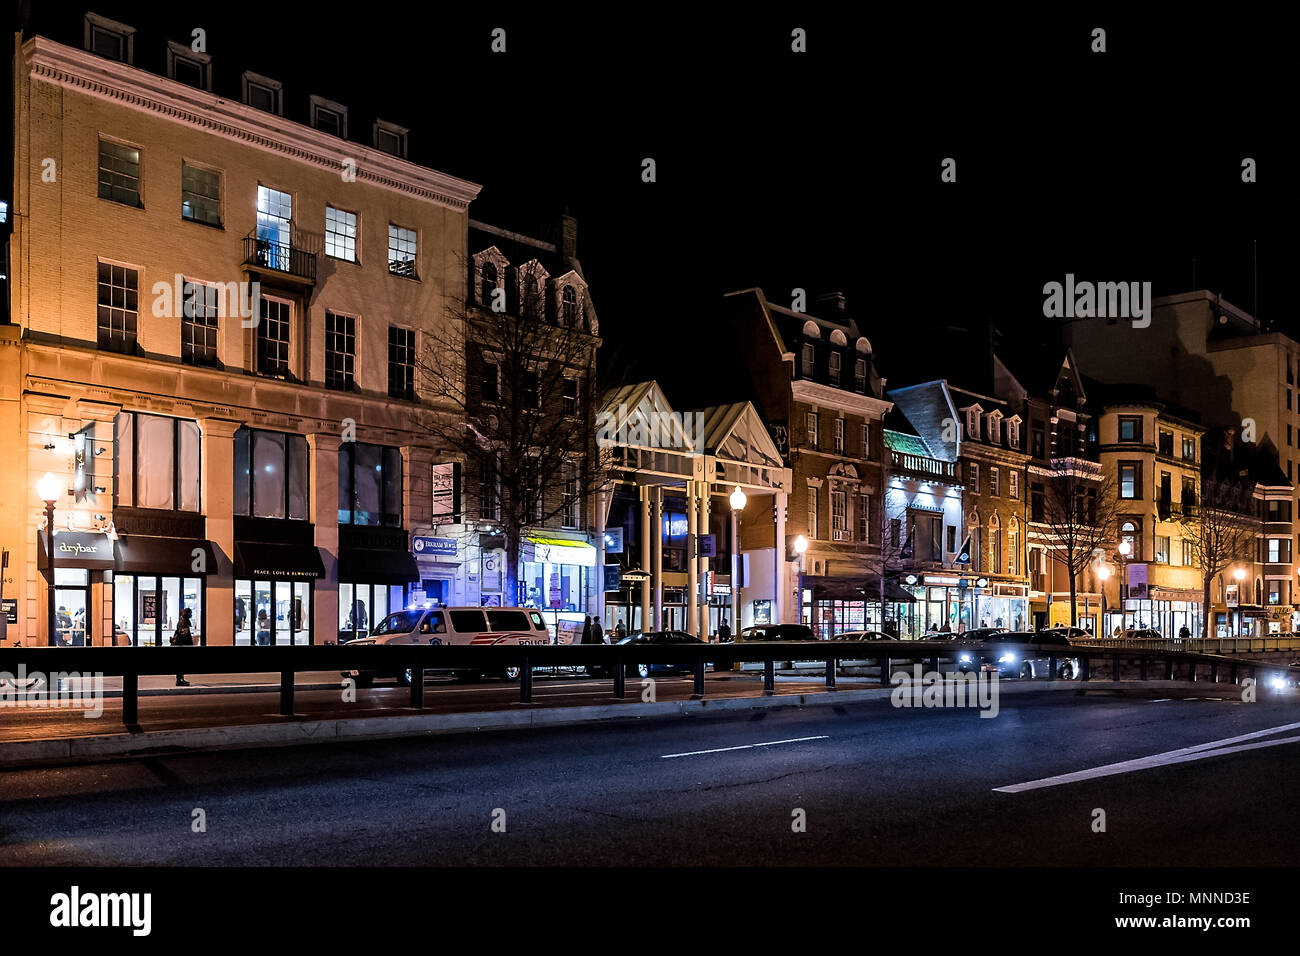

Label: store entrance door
[53,568,90,646]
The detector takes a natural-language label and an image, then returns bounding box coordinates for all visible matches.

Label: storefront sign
[603,528,624,554]
[413,536,457,558]
[923,575,959,586]
[1,599,15,624]
[603,564,621,592]
[753,599,772,625]
[698,534,716,557]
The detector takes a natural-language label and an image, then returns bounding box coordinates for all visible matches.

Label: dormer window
[167,41,210,90]
[1008,417,1021,448]
[374,120,408,158]
[987,411,1003,444]
[801,343,815,377]
[828,352,841,385]
[85,13,135,64]
[481,261,498,307]
[965,407,982,441]
[242,72,282,115]
[562,285,578,326]
[310,96,348,138]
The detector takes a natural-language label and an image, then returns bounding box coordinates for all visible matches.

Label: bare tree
[415,259,614,606]
[1180,476,1257,639]
[871,495,921,637]
[1038,461,1120,627]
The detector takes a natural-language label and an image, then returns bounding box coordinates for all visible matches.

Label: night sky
[11,4,1300,401]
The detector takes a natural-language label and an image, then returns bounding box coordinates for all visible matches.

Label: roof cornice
[792,379,892,417]
[24,36,482,210]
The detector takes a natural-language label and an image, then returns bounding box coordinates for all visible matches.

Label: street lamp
[729,487,746,638]
[37,472,61,646]
[1097,564,1111,635]
[1233,566,1246,637]
[794,534,809,627]
[1117,540,1131,633]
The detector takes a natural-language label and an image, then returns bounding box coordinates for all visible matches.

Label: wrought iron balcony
[243,234,317,283]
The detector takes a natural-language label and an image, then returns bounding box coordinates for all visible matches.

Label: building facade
[5,24,488,646]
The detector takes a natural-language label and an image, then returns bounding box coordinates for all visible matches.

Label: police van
[342,605,551,685]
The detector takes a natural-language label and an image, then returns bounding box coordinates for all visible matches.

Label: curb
[0,679,1262,770]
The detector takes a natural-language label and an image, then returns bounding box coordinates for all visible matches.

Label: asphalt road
[1,689,1296,865]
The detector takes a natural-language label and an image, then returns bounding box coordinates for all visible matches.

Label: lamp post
[729,486,746,638]
[1117,540,1131,633]
[37,472,61,646]
[1097,564,1111,635]
[1233,566,1246,637]
[794,534,809,628]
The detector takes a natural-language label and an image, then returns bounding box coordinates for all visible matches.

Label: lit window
[388,225,417,278]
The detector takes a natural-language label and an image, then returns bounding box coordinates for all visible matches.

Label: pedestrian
[1178,625,1191,640]
[580,615,593,644]
[172,607,194,686]
[940,621,951,633]
[592,616,605,645]
[256,609,271,645]
[615,620,627,641]
[717,616,732,643]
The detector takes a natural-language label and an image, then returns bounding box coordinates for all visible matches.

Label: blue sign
[698,534,716,557]
[603,563,621,592]
[603,527,624,553]
[413,536,457,558]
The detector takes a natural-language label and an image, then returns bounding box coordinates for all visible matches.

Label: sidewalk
[0,671,347,698]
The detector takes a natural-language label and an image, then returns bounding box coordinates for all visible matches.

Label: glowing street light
[794,534,809,626]
[37,472,61,645]
[727,487,747,637]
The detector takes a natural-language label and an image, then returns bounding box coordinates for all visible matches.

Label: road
[1,689,1296,866]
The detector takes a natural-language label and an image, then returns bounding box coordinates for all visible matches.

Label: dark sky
[13,4,1300,400]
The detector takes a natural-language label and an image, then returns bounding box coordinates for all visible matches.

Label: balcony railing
[890,451,957,480]
[243,234,317,283]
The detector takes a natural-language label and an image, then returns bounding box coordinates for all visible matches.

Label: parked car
[1118,628,1162,642]
[341,605,551,685]
[588,630,710,678]
[728,623,817,643]
[969,630,1081,679]
[1039,626,1092,641]
[954,627,1008,644]
[830,630,894,641]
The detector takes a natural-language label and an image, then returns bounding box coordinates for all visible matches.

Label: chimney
[815,291,846,316]
[561,211,578,261]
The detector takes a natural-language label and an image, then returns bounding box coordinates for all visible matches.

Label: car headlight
[1270,675,1287,690]
[998,652,1017,664]
[959,653,971,663]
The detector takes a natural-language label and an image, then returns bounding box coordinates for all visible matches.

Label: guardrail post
[122,672,138,725]
[693,657,705,699]
[1230,663,1238,684]
[1139,657,1147,681]
[1048,654,1057,680]
[613,655,625,699]
[1079,655,1090,682]
[410,659,425,709]
[520,655,532,704]
[880,655,890,685]
[825,657,836,690]
[928,656,939,674]
[1111,654,1120,681]
[1188,661,1196,683]
[1210,661,1218,682]
[763,659,775,695]
[280,670,294,716]
[1164,658,1175,681]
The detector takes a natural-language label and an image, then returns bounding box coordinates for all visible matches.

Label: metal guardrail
[1080,636,1300,654]
[0,640,1291,728]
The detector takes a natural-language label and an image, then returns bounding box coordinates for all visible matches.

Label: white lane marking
[994,721,1300,793]
[661,736,829,759]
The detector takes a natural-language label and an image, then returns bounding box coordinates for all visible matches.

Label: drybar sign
[40,532,115,570]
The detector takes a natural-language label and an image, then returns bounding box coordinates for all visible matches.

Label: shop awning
[523,534,597,567]
[115,535,219,576]
[805,576,917,603]
[337,547,419,585]
[234,542,326,579]
[37,531,116,575]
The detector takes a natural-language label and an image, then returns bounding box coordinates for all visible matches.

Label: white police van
[342,605,551,685]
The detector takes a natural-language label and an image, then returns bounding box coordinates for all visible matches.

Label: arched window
[481,261,497,307]
[1121,520,1141,561]
[562,285,577,326]
[1008,518,1021,576]
[989,513,1001,573]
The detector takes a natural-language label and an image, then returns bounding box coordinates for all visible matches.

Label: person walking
[717,616,732,643]
[580,615,593,645]
[172,606,194,686]
[615,620,627,641]
[592,617,606,645]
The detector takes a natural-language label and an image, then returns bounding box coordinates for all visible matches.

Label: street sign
[698,534,716,557]
[604,528,624,554]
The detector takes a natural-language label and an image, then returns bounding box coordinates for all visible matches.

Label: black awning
[37,531,116,575]
[337,547,419,585]
[234,542,326,580]
[864,576,919,603]
[115,536,219,576]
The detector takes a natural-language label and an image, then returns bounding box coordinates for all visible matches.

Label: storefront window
[338,582,402,642]
[53,568,90,646]
[522,560,585,612]
[236,578,313,645]
[111,573,206,646]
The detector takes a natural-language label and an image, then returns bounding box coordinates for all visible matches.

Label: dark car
[966,630,1081,679]
[730,623,817,643]
[1039,626,1092,642]
[588,630,708,679]
[954,627,1008,645]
